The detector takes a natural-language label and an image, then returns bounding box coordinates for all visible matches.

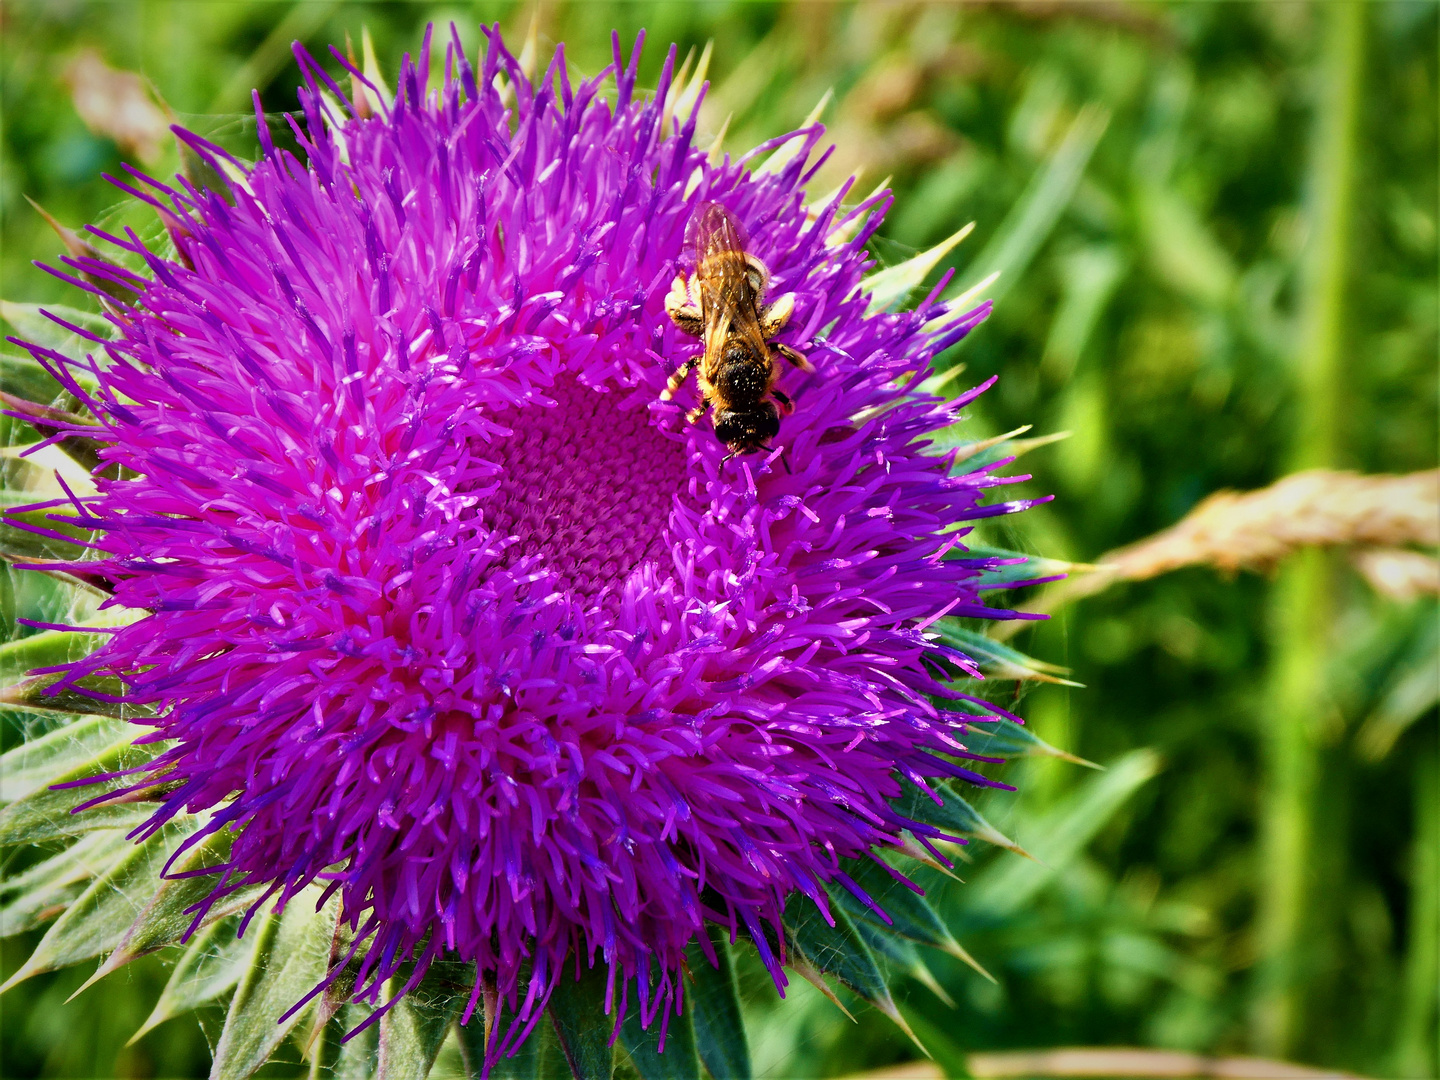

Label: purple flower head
[18,25,1048,1059]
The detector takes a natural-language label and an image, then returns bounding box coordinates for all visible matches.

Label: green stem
[1393,738,1439,1078]
[1251,0,1365,1057]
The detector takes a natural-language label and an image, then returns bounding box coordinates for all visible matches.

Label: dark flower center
[480,378,686,599]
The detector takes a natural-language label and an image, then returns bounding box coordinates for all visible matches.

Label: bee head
[714,402,780,456]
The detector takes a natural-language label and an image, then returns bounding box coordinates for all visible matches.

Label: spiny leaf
[892,831,963,881]
[937,427,1072,472]
[934,622,1083,686]
[705,113,732,167]
[130,914,251,1044]
[806,167,864,225]
[0,390,109,473]
[209,889,337,1080]
[933,423,1030,462]
[843,915,955,1006]
[547,959,615,1079]
[783,891,933,1053]
[826,175,890,248]
[959,715,1098,768]
[0,734,162,845]
[782,891,888,1008]
[840,859,994,982]
[0,872,88,938]
[965,430,1072,469]
[618,993,701,1080]
[456,1011,564,1080]
[0,630,111,689]
[0,671,134,721]
[174,134,233,207]
[0,349,68,404]
[892,780,1033,858]
[787,954,854,1022]
[517,13,540,80]
[1,440,99,499]
[966,749,1163,918]
[298,917,359,1060]
[1,668,136,720]
[950,544,1086,590]
[376,958,472,1080]
[0,712,130,803]
[331,1001,382,1080]
[0,506,95,567]
[754,88,833,177]
[863,222,975,314]
[24,194,142,306]
[361,26,389,105]
[0,824,181,993]
[0,829,126,935]
[81,827,260,989]
[685,930,750,1080]
[915,359,967,398]
[666,40,711,132]
[939,270,1000,323]
[0,300,114,362]
[0,535,109,596]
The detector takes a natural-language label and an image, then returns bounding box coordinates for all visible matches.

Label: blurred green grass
[0,2,1435,1078]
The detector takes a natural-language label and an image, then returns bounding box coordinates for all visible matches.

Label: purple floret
[17,24,1048,1059]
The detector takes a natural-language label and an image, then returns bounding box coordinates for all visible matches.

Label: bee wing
[700,251,751,363]
[690,204,771,367]
[687,202,748,262]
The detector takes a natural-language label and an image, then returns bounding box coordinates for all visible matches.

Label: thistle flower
[0,26,1058,1078]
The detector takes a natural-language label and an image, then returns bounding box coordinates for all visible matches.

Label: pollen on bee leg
[665,275,703,337]
[665,274,688,308]
[744,254,770,295]
[760,291,795,336]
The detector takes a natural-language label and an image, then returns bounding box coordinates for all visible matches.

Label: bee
[662,202,812,459]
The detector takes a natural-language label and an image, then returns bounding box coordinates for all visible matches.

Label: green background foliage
[0,2,1435,1078]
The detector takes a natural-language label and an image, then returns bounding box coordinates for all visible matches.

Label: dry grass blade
[61,49,169,164]
[966,1047,1369,1079]
[1350,547,1440,603]
[1002,470,1438,631]
[836,1048,1370,1079]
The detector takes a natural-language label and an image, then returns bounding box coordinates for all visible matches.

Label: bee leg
[685,397,711,425]
[773,341,815,374]
[665,274,703,337]
[759,292,794,337]
[772,388,795,416]
[661,356,701,401]
[745,254,771,296]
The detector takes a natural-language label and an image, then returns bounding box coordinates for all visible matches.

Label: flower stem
[1251,0,1366,1057]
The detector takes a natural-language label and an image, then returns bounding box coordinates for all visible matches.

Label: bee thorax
[714,359,769,398]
